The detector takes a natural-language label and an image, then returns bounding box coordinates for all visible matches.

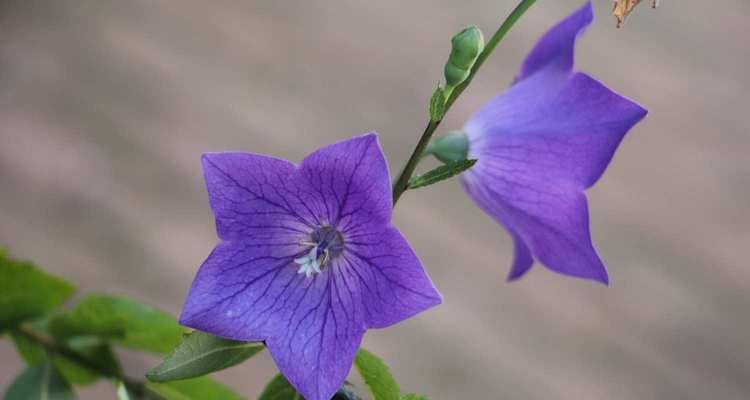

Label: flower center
[293,226,344,278]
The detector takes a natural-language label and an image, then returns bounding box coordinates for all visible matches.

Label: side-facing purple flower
[460,2,647,284]
[180,133,441,400]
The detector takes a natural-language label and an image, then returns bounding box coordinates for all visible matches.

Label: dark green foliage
[147,330,264,382]
[12,331,120,386]
[0,250,76,332]
[3,362,76,400]
[49,294,186,354]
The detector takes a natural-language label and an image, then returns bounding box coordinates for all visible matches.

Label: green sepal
[428,86,447,122]
[147,330,264,382]
[424,131,469,164]
[354,348,400,400]
[48,294,186,355]
[408,159,477,190]
[3,362,77,400]
[0,250,76,332]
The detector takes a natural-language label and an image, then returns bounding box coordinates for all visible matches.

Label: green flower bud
[425,130,469,164]
[444,26,485,88]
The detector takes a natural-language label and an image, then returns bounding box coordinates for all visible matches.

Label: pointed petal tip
[636,103,649,120]
[594,267,611,286]
[515,0,595,82]
[177,311,194,330]
[582,1,595,20]
[426,288,445,308]
[506,267,529,283]
[564,263,611,285]
[200,152,217,168]
[350,131,380,145]
[200,151,233,165]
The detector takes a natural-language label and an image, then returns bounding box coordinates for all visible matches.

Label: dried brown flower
[613,0,660,28]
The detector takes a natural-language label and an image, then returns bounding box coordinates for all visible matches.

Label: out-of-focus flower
[613,0,660,27]
[180,134,442,400]
[458,2,647,284]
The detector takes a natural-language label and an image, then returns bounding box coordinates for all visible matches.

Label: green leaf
[57,337,121,385]
[0,250,76,332]
[354,348,400,400]
[428,86,446,122]
[146,377,244,400]
[3,362,77,400]
[147,331,264,382]
[400,395,428,400]
[49,294,186,354]
[258,374,301,400]
[12,331,121,386]
[407,159,477,190]
[11,332,47,365]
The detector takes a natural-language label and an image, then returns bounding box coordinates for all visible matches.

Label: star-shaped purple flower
[180,133,442,400]
[460,2,647,284]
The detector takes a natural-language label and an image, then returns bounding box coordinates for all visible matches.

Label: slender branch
[391,0,537,204]
[444,0,537,110]
[12,325,162,399]
[392,120,440,204]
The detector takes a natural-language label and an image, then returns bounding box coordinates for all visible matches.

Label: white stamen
[294,246,321,278]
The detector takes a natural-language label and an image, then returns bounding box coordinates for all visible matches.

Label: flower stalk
[11,324,161,399]
[392,0,537,204]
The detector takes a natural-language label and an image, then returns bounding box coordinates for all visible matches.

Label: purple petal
[462,175,609,283]
[515,1,593,82]
[341,226,442,329]
[461,4,646,283]
[507,228,533,281]
[201,152,315,241]
[466,72,646,189]
[179,240,303,340]
[298,133,393,231]
[184,133,441,400]
[265,287,365,400]
[180,240,367,400]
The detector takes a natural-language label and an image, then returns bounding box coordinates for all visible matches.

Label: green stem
[391,0,537,204]
[444,0,537,110]
[392,120,440,204]
[12,325,162,399]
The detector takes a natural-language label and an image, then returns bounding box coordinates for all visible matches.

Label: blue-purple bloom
[460,2,647,284]
[180,134,442,400]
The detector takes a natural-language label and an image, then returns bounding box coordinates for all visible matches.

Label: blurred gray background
[1,0,748,399]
